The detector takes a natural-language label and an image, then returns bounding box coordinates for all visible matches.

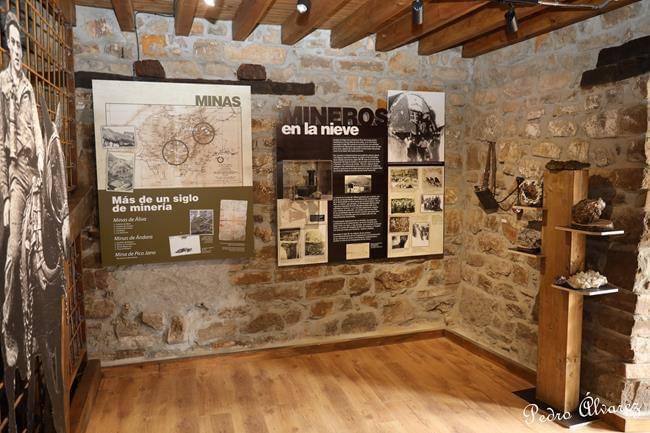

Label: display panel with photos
[387,166,444,258]
[93,80,255,265]
[277,96,445,266]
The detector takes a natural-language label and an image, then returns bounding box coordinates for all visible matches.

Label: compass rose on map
[162,139,189,166]
[192,121,215,145]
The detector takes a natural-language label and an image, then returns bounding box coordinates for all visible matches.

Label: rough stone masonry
[73,3,650,412]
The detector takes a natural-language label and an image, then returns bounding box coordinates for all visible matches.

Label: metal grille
[66,235,87,384]
[2,0,77,190]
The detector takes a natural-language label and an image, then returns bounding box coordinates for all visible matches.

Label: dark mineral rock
[237,64,267,81]
[133,59,166,79]
[572,198,606,224]
[519,180,543,206]
[545,160,591,171]
[516,228,542,251]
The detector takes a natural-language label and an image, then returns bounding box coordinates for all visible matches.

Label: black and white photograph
[189,209,214,235]
[391,197,416,214]
[421,195,443,213]
[388,91,445,164]
[412,222,431,247]
[279,228,302,261]
[304,228,326,257]
[422,167,444,191]
[390,168,419,190]
[169,234,202,257]
[281,160,333,200]
[101,125,136,148]
[344,175,372,194]
[391,235,409,250]
[389,216,410,233]
[279,228,301,242]
[106,151,135,192]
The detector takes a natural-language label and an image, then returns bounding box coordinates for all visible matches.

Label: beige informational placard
[92,80,254,265]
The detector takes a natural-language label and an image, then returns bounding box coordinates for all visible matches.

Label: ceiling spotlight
[505,5,519,34]
[204,0,215,6]
[412,0,424,26]
[297,0,311,14]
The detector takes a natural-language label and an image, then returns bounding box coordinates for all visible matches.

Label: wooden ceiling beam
[462,0,641,58]
[418,4,544,55]
[330,0,410,49]
[232,0,278,41]
[282,0,351,45]
[111,0,135,31]
[174,0,200,36]
[375,0,488,52]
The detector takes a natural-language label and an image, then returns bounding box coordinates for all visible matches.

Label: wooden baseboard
[70,359,102,433]
[443,330,537,385]
[102,328,446,378]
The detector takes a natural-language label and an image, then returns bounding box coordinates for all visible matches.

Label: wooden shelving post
[536,169,589,412]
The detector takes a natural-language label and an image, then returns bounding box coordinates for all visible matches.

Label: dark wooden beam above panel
[330,0,410,49]
[174,0,200,36]
[281,0,351,45]
[462,0,641,58]
[232,0,278,41]
[75,71,316,95]
[375,0,488,52]
[418,4,544,55]
[110,0,135,31]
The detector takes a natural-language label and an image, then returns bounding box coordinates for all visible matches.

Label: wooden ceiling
[74,0,640,57]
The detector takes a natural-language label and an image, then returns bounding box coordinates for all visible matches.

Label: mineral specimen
[519,180,543,207]
[516,228,542,251]
[545,160,591,171]
[572,198,606,225]
[566,270,608,289]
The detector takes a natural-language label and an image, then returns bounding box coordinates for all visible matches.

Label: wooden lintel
[462,0,640,58]
[111,0,135,31]
[281,0,351,45]
[232,0,278,41]
[375,0,488,52]
[75,71,316,96]
[174,0,200,36]
[418,4,544,55]
[330,0,410,49]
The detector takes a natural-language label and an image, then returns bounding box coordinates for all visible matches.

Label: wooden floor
[86,337,616,433]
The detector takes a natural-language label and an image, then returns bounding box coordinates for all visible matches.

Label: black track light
[505,5,518,34]
[297,0,311,14]
[412,0,424,26]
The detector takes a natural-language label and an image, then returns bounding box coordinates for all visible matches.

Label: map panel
[105,103,244,189]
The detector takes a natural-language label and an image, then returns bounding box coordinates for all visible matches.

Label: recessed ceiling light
[204,0,215,6]
[297,0,311,14]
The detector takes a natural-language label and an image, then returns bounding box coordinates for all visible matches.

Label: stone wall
[73,2,650,412]
[74,6,470,363]
[450,2,650,410]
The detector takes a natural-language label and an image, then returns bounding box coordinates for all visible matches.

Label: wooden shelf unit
[536,169,623,415]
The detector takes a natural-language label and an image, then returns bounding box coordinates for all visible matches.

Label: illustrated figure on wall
[0,11,69,433]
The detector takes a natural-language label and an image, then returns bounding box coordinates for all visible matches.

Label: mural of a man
[0,10,44,380]
[0,11,68,433]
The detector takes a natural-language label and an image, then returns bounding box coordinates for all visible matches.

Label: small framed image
[189,209,214,236]
[102,125,136,148]
[169,235,201,257]
[421,194,443,213]
[106,151,135,192]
